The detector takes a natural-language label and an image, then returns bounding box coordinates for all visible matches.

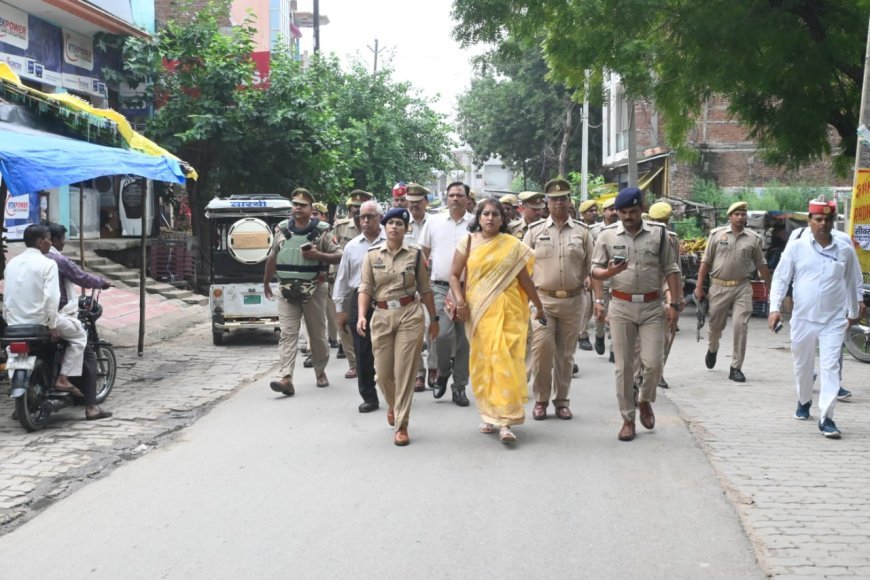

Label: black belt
[433,280,450,287]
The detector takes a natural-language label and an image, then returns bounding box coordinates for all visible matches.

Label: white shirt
[788,227,863,302]
[405,214,427,244]
[332,230,386,312]
[418,211,474,282]
[3,247,61,329]
[770,231,861,323]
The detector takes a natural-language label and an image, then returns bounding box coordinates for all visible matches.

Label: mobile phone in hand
[301,243,313,251]
[773,320,783,334]
[612,255,627,266]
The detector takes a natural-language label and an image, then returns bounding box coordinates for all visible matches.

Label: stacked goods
[679,238,707,254]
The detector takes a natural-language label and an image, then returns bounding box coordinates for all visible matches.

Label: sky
[296,0,484,121]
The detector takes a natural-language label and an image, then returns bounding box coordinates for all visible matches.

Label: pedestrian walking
[499,193,519,223]
[589,196,618,359]
[448,198,544,443]
[768,198,861,438]
[357,208,439,446]
[576,199,599,352]
[694,201,771,382]
[523,178,594,421]
[508,191,546,239]
[333,199,386,413]
[405,183,433,391]
[264,188,341,396]
[392,182,409,208]
[332,191,372,379]
[647,201,683,389]
[590,188,681,441]
[418,181,475,406]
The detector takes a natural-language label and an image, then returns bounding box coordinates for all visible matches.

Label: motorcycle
[844,283,870,364]
[1,290,116,431]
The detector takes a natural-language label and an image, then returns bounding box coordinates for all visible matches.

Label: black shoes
[358,401,379,413]
[609,352,615,363]
[594,336,605,355]
[578,337,593,351]
[329,339,339,349]
[433,375,449,399]
[658,377,669,389]
[705,350,717,369]
[303,354,314,368]
[452,389,470,407]
[336,345,346,359]
[572,363,579,376]
[729,367,746,382]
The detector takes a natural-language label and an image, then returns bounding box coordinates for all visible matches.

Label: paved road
[0,321,762,578]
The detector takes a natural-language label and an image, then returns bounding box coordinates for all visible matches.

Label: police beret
[578,199,597,213]
[291,188,314,205]
[312,202,328,214]
[381,207,410,226]
[613,187,643,210]
[601,197,615,210]
[518,191,546,209]
[727,201,748,215]
[392,182,408,199]
[469,190,477,200]
[499,194,519,207]
[649,201,673,222]
[544,178,572,197]
[808,198,837,215]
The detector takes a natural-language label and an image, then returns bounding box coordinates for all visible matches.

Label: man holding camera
[264,188,342,396]
[591,188,681,442]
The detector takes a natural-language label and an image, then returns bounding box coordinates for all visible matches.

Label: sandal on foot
[499,427,517,443]
[86,409,113,421]
[479,423,497,434]
[54,384,84,399]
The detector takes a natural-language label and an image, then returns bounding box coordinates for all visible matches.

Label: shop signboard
[62,28,93,72]
[3,189,41,240]
[0,2,28,50]
[850,168,870,281]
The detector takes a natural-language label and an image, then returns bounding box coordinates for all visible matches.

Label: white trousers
[55,314,87,377]
[790,317,847,421]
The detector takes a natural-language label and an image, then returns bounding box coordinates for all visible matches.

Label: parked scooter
[845,283,870,364]
[1,290,116,431]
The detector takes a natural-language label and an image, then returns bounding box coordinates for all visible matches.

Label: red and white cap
[808,198,836,215]
[392,182,408,199]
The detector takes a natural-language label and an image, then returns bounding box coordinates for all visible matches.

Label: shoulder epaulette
[334,217,351,226]
[601,222,619,230]
[710,225,728,234]
[366,241,384,252]
[526,218,547,231]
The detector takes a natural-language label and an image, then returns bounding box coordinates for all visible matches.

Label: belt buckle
[387,299,401,309]
[554,290,568,298]
[631,294,644,303]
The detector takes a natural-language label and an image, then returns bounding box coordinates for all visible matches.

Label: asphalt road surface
[0,337,763,579]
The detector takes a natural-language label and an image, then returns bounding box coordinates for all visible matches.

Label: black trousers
[349,289,378,405]
[70,345,97,406]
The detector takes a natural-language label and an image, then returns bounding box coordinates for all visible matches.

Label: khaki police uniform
[523,217,593,409]
[591,221,679,422]
[270,219,341,381]
[331,217,359,368]
[589,222,612,347]
[663,230,681,364]
[702,225,765,370]
[359,242,431,431]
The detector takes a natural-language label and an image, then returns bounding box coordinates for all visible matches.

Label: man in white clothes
[769,198,861,438]
[418,181,474,406]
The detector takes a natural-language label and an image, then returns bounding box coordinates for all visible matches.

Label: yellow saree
[464,233,533,426]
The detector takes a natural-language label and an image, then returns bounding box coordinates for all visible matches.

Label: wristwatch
[433,315,440,322]
[594,299,605,305]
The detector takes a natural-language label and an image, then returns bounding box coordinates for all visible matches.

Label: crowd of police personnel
[262,180,777,443]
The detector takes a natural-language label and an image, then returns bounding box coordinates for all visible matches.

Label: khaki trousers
[326,282,338,342]
[610,299,663,422]
[633,303,674,379]
[371,302,425,430]
[706,282,752,369]
[578,288,593,340]
[338,293,357,368]
[531,293,583,407]
[276,283,330,379]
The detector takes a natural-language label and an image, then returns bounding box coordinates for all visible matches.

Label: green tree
[456,38,601,187]
[452,0,869,174]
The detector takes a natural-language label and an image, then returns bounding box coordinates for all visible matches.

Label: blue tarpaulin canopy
[0,126,186,196]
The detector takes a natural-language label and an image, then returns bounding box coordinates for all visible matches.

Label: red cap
[392,182,407,199]
[808,199,836,215]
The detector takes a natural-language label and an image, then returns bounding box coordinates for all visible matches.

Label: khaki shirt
[359,242,432,302]
[523,217,593,291]
[591,221,680,294]
[508,217,541,240]
[589,222,605,242]
[268,218,339,259]
[701,226,765,281]
[332,218,359,249]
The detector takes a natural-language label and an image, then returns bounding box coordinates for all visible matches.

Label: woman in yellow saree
[448,199,545,443]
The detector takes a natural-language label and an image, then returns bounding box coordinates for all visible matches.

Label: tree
[452,0,870,174]
[455,38,601,186]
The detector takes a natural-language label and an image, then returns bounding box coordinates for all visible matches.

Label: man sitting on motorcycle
[47,224,114,421]
[3,224,84,397]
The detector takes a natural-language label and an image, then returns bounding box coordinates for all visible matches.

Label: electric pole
[367,39,384,75]
[313,0,320,53]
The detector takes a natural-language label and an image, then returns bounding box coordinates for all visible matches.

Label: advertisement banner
[3,190,41,241]
[62,28,93,72]
[0,2,28,50]
[849,168,870,282]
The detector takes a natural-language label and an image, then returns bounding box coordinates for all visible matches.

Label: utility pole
[367,39,384,74]
[627,99,638,187]
[313,0,320,53]
[581,70,590,201]
[849,16,870,279]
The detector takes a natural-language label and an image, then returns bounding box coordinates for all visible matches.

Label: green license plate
[243,294,262,305]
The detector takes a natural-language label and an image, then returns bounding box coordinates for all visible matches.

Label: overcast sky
[297,0,484,122]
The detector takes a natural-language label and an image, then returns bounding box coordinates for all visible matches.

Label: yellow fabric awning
[638,166,664,191]
[0,63,196,180]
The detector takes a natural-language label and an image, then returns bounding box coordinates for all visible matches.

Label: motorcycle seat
[2,325,51,340]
